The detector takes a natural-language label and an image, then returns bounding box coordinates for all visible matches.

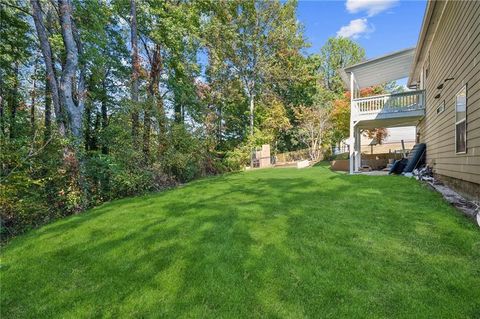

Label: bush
[224,144,250,171]
[330,152,349,160]
[0,136,75,237]
[1,121,227,240]
[161,125,204,182]
[161,124,226,182]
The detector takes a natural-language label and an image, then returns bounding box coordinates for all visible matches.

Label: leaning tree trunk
[30,0,66,137]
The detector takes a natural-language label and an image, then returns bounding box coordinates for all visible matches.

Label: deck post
[349,72,355,174]
[355,126,361,171]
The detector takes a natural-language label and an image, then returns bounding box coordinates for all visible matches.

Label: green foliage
[162,124,208,182]
[319,37,365,95]
[1,132,70,236]
[224,145,250,171]
[1,0,372,238]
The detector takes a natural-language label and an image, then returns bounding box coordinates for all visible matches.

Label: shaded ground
[1,165,480,318]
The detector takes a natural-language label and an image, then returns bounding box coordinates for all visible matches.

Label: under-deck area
[340,48,425,173]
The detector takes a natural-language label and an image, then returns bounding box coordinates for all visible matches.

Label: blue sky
[297,0,427,58]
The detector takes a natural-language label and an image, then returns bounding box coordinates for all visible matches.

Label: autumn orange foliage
[330,86,388,145]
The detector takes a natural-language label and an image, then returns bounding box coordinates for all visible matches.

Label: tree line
[1,0,366,237]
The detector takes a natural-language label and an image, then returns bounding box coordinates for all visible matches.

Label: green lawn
[2,165,480,318]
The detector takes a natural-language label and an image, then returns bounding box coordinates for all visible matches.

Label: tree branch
[0,1,32,16]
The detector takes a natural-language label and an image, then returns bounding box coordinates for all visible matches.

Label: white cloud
[336,18,374,39]
[346,0,399,16]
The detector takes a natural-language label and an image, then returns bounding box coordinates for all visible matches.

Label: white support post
[349,72,355,174]
[355,126,361,172]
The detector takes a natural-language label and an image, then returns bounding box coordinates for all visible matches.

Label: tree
[30,0,86,141]
[206,0,305,137]
[1,1,32,139]
[257,96,291,152]
[319,37,365,95]
[129,0,140,145]
[4,0,346,238]
[329,92,351,147]
[329,87,389,149]
[294,105,330,161]
[30,0,64,136]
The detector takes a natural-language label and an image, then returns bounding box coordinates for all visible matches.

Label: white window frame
[455,85,467,154]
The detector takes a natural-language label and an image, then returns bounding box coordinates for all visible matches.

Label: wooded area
[1,0,371,237]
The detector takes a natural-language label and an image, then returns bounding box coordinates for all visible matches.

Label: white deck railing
[353,90,425,115]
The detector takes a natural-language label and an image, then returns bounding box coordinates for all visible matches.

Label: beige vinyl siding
[416,0,480,185]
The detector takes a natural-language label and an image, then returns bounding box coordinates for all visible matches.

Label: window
[455,85,467,154]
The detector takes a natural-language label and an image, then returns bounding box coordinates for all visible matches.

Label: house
[340,0,480,201]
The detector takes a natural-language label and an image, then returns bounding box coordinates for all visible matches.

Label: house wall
[416,0,480,200]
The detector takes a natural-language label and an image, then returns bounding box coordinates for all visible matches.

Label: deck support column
[349,72,356,174]
[354,126,361,172]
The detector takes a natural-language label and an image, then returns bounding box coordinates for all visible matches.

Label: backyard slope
[1,165,479,318]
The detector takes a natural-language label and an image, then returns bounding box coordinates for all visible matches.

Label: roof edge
[407,1,443,86]
[339,47,416,90]
[343,47,416,73]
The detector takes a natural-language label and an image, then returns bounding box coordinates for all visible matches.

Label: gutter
[408,1,449,87]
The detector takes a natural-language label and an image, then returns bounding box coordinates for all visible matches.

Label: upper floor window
[455,85,467,154]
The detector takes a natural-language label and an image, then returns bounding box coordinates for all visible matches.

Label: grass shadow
[2,166,480,318]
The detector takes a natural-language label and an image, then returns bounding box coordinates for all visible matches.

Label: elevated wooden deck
[352,90,425,128]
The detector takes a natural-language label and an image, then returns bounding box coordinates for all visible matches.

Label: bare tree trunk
[71,11,86,139]
[9,61,19,139]
[59,0,87,210]
[84,100,92,151]
[0,24,3,136]
[249,92,255,167]
[44,76,52,142]
[249,93,254,136]
[130,0,140,145]
[101,77,108,155]
[143,105,151,161]
[174,102,183,124]
[157,97,167,155]
[92,112,100,151]
[0,69,4,136]
[30,0,66,136]
[31,61,37,137]
[143,45,162,162]
[58,0,82,139]
[0,93,4,137]
[217,104,222,145]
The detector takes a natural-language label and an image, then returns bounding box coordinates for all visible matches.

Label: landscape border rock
[425,180,479,227]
